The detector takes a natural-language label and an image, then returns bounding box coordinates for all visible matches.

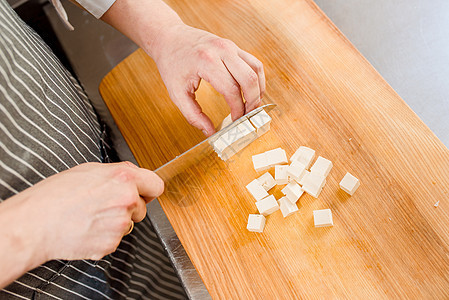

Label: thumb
[172,91,216,137]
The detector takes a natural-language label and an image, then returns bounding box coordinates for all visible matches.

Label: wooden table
[99,0,449,298]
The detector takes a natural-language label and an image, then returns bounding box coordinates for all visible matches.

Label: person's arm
[0,162,162,288]
[99,0,265,136]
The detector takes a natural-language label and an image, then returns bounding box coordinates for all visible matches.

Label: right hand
[12,161,163,261]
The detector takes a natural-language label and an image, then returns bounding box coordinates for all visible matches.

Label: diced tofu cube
[301,172,326,198]
[216,119,258,160]
[217,113,233,131]
[224,124,257,158]
[265,148,288,166]
[281,182,304,203]
[278,197,299,218]
[226,120,257,151]
[247,214,266,232]
[290,146,315,168]
[246,179,269,201]
[287,161,307,183]
[255,195,279,216]
[213,136,231,155]
[310,156,333,177]
[275,165,289,185]
[224,126,241,145]
[237,119,257,137]
[339,172,360,195]
[313,209,334,227]
[257,172,276,191]
[252,152,269,172]
[298,170,311,186]
[249,109,272,136]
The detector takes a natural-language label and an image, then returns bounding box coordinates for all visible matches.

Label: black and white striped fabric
[0,1,186,298]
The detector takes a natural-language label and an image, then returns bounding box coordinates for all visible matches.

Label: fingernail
[202,129,208,136]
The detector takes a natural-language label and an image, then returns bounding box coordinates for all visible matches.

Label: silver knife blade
[154,103,277,183]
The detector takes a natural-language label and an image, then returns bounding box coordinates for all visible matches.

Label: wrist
[0,191,48,283]
[140,21,186,60]
[100,0,185,60]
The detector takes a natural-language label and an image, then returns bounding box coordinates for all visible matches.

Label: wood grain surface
[99,0,449,298]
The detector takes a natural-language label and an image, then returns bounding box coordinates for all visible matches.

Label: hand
[12,162,163,261]
[150,24,266,136]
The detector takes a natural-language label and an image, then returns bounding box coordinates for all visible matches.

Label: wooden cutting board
[99,0,449,298]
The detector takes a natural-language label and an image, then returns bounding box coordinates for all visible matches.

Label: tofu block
[281,182,304,203]
[310,156,333,177]
[214,119,257,160]
[246,179,269,201]
[275,165,289,185]
[252,152,269,172]
[255,195,280,216]
[265,148,288,166]
[290,146,315,168]
[298,170,311,186]
[249,109,272,136]
[257,172,276,191]
[223,120,257,159]
[288,161,307,183]
[237,119,257,137]
[301,172,326,198]
[212,136,231,154]
[227,121,257,156]
[223,126,242,145]
[339,172,360,195]
[313,209,334,227]
[278,196,299,218]
[217,113,233,131]
[247,214,266,232]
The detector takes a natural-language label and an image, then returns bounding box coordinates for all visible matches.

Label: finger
[130,197,147,222]
[199,63,245,121]
[222,55,261,113]
[171,90,216,136]
[123,165,165,202]
[238,50,266,108]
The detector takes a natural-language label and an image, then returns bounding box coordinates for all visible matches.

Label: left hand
[149,24,266,136]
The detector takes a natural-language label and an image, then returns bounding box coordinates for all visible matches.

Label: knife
[154,103,277,184]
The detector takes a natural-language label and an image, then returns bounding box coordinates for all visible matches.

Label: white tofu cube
[313,209,334,227]
[255,195,279,216]
[287,161,306,183]
[257,172,276,191]
[298,170,311,186]
[249,109,271,136]
[237,119,257,137]
[339,172,360,195]
[225,121,257,156]
[213,136,231,154]
[275,165,289,185]
[246,179,269,201]
[310,156,333,177]
[265,148,288,166]
[223,126,241,145]
[217,113,233,131]
[216,119,258,160]
[301,172,326,198]
[252,152,269,172]
[290,146,315,168]
[247,214,266,232]
[278,197,299,218]
[281,182,304,203]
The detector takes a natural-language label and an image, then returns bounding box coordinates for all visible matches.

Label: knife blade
[154,103,277,183]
